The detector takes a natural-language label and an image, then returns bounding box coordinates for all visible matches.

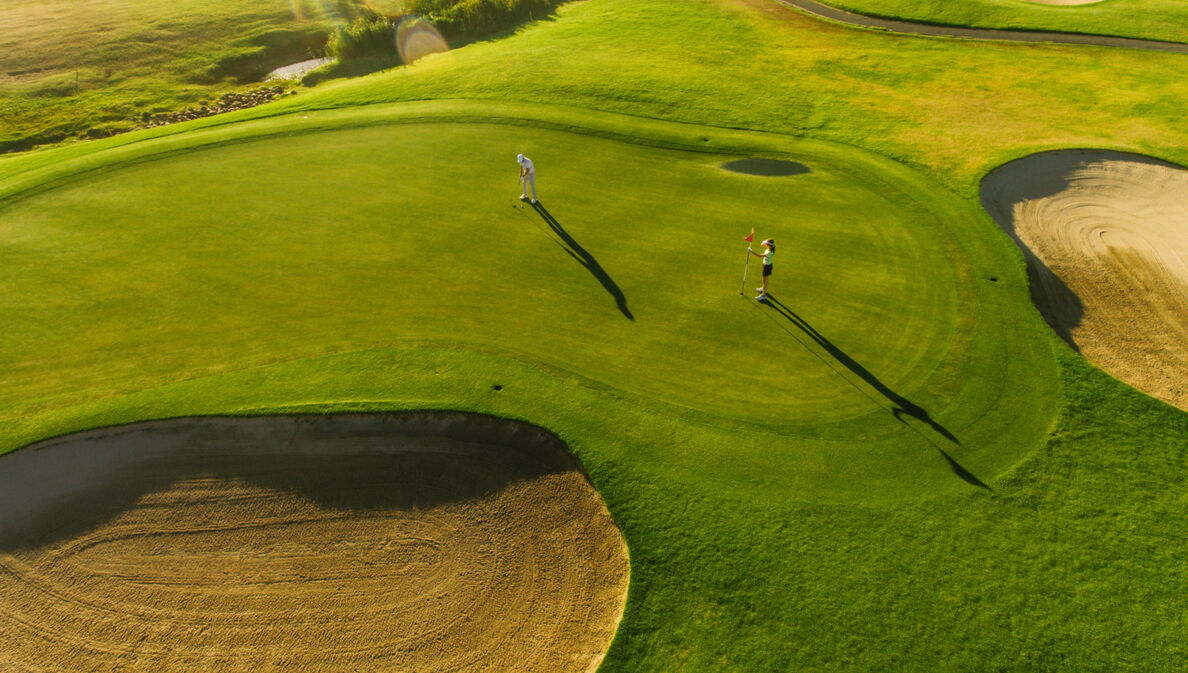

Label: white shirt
[518,156,535,175]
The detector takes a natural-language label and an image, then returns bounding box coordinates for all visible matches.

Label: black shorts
[762,264,773,277]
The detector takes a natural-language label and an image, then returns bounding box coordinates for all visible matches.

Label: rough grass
[104,0,1187,196]
[809,0,1188,44]
[1,0,1186,671]
[0,0,407,152]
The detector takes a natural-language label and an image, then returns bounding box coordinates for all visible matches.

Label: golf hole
[721,158,811,177]
[0,413,629,672]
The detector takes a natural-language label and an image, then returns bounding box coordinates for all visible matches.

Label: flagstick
[740,249,750,295]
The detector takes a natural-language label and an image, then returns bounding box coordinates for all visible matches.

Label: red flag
[744,228,754,242]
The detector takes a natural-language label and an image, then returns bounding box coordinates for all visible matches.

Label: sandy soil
[981,150,1188,410]
[0,413,629,672]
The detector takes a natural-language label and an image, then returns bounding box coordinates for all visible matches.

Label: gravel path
[775,0,1188,53]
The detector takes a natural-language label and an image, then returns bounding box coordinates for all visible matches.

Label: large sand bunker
[0,413,629,672]
[981,150,1188,410]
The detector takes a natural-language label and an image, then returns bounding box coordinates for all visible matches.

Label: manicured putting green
[0,116,1055,496]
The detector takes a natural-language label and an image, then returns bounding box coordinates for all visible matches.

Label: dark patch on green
[722,158,811,177]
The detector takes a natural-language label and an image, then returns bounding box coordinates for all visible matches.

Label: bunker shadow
[756,295,989,490]
[0,413,582,553]
[979,160,1084,349]
[532,201,634,321]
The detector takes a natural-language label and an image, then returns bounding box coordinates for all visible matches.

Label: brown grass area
[0,414,629,672]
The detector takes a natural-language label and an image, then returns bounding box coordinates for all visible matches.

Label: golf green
[0,108,1056,500]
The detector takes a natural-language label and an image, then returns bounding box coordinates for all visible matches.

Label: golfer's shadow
[759,295,988,489]
[532,201,634,321]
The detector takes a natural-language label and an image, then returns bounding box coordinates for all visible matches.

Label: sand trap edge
[0,411,631,673]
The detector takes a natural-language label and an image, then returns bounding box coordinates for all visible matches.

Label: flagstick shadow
[532,201,634,321]
[753,294,989,491]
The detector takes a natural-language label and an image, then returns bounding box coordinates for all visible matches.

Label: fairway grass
[2,0,1187,670]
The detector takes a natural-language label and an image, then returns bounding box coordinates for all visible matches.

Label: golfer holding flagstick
[748,238,775,301]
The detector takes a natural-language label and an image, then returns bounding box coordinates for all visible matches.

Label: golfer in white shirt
[518,153,537,204]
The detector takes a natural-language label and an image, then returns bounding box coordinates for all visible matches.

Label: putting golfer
[517,153,537,204]
[748,238,775,301]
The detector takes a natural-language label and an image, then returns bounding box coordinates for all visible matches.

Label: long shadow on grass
[756,294,989,490]
[532,201,634,321]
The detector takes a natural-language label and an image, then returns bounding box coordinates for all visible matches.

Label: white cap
[517,153,525,162]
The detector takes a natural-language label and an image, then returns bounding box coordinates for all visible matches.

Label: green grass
[812,0,1188,44]
[38,0,1183,196]
[0,110,1056,498]
[2,0,1187,670]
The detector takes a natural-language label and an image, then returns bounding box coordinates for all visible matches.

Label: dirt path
[773,0,1188,53]
[0,413,629,672]
[981,150,1188,411]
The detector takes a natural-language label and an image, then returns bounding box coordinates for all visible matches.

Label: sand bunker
[981,150,1188,410]
[721,158,810,176]
[0,413,628,672]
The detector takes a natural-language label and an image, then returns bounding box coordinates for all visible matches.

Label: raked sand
[981,150,1188,411]
[0,413,629,673]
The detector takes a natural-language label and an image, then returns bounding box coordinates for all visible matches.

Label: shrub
[409,0,563,41]
[326,11,399,60]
